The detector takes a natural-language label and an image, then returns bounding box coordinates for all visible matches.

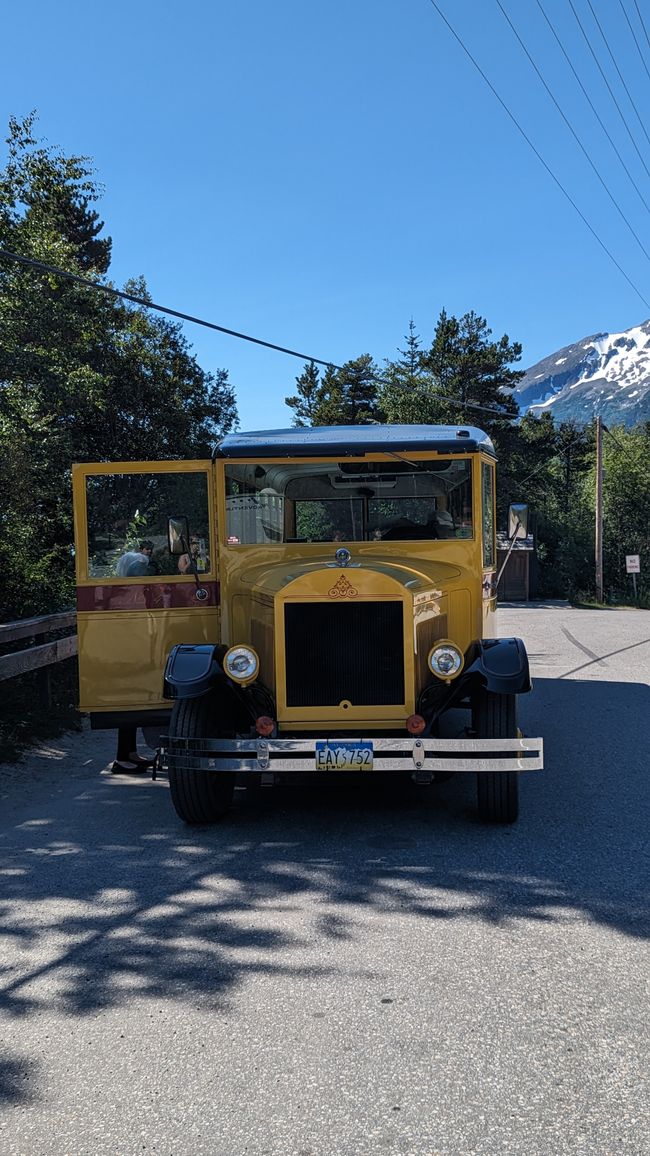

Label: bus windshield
[224,459,473,544]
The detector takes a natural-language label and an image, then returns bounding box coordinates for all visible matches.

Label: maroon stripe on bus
[76,581,220,612]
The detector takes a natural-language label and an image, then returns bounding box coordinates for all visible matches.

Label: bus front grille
[284,601,405,707]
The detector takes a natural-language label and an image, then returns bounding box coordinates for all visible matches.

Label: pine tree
[380,319,438,424]
[285,355,380,426]
[381,310,522,435]
[423,309,521,433]
[285,361,322,426]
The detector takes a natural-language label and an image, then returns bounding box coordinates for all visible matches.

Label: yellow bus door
[72,460,219,723]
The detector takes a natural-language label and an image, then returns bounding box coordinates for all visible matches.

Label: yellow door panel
[72,460,219,714]
[77,610,219,712]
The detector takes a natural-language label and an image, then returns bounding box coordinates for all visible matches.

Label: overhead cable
[0,247,336,368]
[0,247,517,422]
[603,422,641,467]
[567,0,650,180]
[495,0,650,264]
[535,0,650,218]
[619,0,650,84]
[633,0,650,54]
[585,0,650,152]
[424,1,650,311]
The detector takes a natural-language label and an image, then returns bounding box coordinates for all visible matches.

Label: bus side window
[86,471,211,578]
[481,463,495,569]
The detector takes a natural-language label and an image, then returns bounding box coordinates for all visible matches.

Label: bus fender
[163,644,228,700]
[465,637,531,695]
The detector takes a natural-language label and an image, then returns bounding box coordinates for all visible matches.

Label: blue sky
[2,0,650,429]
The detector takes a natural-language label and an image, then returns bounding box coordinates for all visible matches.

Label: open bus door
[72,460,219,733]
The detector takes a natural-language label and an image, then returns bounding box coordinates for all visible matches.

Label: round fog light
[428,641,464,680]
[223,645,259,684]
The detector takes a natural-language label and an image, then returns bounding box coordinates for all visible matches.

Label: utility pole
[595,415,604,603]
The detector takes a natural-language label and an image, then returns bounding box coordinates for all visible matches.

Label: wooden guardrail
[0,612,77,705]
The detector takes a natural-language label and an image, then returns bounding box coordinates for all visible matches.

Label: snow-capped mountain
[515,319,650,426]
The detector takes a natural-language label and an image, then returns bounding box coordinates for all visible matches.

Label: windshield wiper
[385,450,420,467]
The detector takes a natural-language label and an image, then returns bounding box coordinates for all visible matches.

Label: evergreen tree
[285,361,322,427]
[285,354,380,426]
[381,309,522,437]
[379,320,437,424]
[426,310,522,405]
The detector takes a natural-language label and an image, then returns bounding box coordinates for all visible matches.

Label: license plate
[315,741,373,770]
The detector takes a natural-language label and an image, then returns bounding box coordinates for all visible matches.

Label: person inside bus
[116,540,155,576]
[429,497,455,538]
[177,536,208,573]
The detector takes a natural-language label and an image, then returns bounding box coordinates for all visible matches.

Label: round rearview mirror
[168,515,190,555]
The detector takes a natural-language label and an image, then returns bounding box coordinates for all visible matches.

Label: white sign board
[626,555,640,573]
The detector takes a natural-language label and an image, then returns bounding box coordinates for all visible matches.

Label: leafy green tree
[600,424,650,603]
[0,114,237,619]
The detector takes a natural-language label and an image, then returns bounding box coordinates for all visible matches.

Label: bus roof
[215,424,496,459]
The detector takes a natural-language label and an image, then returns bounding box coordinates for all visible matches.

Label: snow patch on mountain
[515,319,650,426]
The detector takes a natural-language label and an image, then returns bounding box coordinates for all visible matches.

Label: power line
[495,0,650,265]
[370,371,518,420]
[585,0,650,152]
[0,247,337,368]
[633,0,650,54]
[0,246,517,422]
[619,0,650,85]
[535,0,650,218]
[424,1,650,311]
[567,0,650,181]
[603,422,640,467]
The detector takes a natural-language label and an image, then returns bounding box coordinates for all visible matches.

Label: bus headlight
[223,645,259,684]
[427,641,464,680]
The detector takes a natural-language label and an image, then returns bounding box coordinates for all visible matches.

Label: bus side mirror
[168,515,190,555]
[508,503,528,539]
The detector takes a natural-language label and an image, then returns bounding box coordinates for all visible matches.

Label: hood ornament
[335,547,352,567]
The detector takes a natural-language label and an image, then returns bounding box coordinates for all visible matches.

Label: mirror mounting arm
[181,537,205,593]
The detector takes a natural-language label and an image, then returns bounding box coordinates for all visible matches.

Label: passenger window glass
[86,472,210,578]
[482,463,495,568]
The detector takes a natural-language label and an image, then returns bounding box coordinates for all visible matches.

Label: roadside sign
[626,555,640,573]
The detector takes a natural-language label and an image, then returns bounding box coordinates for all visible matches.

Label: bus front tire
[168,695,235,824]
[473,690,519,824]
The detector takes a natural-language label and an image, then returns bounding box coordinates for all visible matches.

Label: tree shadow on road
[0,676,647,1045]
[0,1053,38,1105]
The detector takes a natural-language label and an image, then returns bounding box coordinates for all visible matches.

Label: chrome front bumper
[161,735,544,774]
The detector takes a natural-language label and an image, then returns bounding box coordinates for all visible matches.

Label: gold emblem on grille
[328,575,358,598]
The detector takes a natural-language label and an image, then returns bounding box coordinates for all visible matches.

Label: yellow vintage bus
[72,424,542,825]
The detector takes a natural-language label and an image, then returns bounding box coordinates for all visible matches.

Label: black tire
[168,694,235,824]
[473,690,519,824]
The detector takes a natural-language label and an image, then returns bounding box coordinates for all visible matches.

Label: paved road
[0,605,648,1155]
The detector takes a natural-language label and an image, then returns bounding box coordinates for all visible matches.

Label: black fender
[163,645,276,735]
[163,643,228,700]
[464,637,531,695]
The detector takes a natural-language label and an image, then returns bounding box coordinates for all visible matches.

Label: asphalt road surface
[0,604,648,1156]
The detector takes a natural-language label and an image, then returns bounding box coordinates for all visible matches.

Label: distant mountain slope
[515,319,650,426]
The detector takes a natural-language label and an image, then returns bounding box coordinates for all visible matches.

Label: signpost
[626,555,640,600]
